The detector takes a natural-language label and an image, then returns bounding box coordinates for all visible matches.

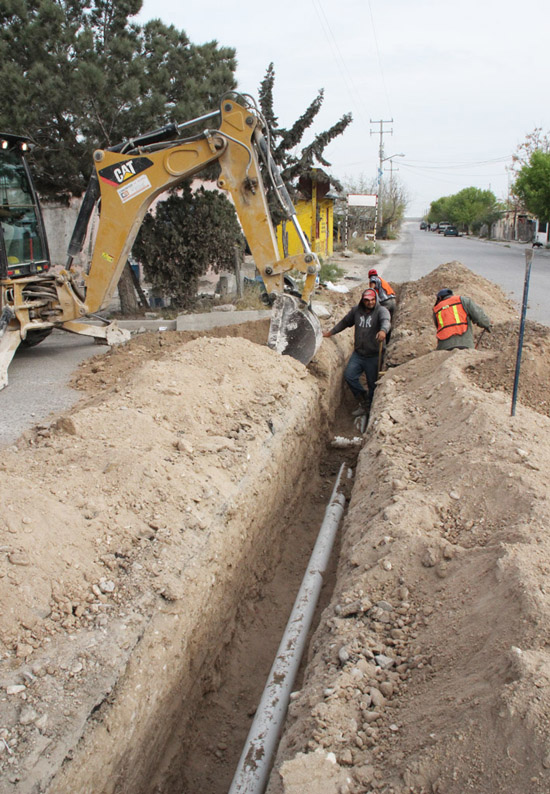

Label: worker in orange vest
[368,269,396,320]
[433,288,491,350]
[369,269,396,343]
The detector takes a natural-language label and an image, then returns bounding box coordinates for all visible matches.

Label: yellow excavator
[0,93,322,389]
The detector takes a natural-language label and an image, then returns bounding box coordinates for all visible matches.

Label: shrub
[319,260,345,283]
[357,241,376,255]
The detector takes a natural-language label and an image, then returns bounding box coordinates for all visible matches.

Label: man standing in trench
[433,288,491,349]
[323,288,391,416]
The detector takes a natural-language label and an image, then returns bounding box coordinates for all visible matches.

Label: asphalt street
[2,223,548,447]
[0,331,107,447]
[383,221,550,326]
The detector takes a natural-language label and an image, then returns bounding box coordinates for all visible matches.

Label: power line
[310,0,371,132]
[367,0,392,118]
[401,155,513,171]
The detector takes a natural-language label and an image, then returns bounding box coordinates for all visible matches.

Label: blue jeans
[344,351,379,402]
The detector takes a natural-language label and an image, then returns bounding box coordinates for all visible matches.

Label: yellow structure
[277,169,335,259]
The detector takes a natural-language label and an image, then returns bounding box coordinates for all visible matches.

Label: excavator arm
[0,95,322,389]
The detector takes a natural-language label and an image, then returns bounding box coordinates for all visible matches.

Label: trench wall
[266,350,550,794]
[39,334,352,794]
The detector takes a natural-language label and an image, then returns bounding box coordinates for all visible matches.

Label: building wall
[491,210,536,243]
[276,198,333,259]
[40,196,108,273]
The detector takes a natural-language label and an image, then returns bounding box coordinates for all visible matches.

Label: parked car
[443,226,459,237]
[420,221,427,230]
[437,222,451,233]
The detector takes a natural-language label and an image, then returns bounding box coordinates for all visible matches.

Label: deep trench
[146,392,361,794]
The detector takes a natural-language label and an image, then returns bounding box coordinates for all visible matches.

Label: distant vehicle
[430,223,438,231]
[437,222,451,233]
[420,221,427,230]
[443,226,459,237]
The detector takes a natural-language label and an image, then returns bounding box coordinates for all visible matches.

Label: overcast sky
[136,0,550,216]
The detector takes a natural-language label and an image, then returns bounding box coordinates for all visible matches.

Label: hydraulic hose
[253,130,312,256]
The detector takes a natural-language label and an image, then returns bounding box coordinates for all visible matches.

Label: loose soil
[1,254,550,794]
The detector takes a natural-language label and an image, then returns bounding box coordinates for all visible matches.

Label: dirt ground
[2,254,550,794]
[268,261,550,794]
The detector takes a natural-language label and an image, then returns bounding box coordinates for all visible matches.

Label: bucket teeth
[267,294,322,366]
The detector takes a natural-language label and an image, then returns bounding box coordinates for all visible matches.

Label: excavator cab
[0,135,50,280]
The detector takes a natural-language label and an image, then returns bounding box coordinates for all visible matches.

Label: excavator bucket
[267,294,322,366]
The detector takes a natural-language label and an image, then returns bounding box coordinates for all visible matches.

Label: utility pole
[385,158,399,189]
[384,159,399,234]
[370,118,393,246]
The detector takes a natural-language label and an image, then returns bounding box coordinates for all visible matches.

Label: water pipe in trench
[227,462,350,794]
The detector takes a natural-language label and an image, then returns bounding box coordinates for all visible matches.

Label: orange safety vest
[379,277,395,298]
[433,295,468,340]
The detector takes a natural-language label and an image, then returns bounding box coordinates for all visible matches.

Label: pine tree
[257,62,351,224]
[0,1,237,200]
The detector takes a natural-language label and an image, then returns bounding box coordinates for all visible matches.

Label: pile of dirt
[388,259,550,415]
[0,327,352,793]
[387,260,517,364]
[2,259,549,794]
[268,263,550,794]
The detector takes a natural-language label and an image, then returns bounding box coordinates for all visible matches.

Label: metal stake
[511,248,534,416]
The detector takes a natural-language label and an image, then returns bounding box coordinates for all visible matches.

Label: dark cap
[436,288,453,302]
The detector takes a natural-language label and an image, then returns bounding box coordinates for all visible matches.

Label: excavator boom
[0,95,322,388]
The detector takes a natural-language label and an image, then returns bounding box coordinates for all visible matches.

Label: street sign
[347,194,377,207]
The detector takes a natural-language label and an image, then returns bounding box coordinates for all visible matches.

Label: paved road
[2,225,549,447]
[0,331,107,447]
[382,221,550,326]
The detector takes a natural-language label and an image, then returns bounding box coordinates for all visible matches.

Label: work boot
[351,397,370,417]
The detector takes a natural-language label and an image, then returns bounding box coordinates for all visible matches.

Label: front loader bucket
[0,326,22,391]
[267,294,322,366]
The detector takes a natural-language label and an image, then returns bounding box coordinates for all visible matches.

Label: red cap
[362,289,376,300]
[368,269,378,277]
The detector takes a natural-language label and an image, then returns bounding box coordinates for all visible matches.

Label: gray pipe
[227,463,349,794]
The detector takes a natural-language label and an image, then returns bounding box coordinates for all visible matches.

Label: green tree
[512,127,550,172]
[513,150,550,222]
[448,187,501,234]
[0,0,237,312]
[427,196,453,224]
[0,0,237,200]
[132,186,245,309]
[428,188,501,234]
[258,62,352,225]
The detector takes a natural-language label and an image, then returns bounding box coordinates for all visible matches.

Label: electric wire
[367,0,392,119]
[401,155,513,171]
[310,0,371,133]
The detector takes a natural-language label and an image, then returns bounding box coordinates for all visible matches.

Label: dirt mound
[388,260,518,367]
[0,329,352,793]
[387,261,550,418]
[71,319,271,393]
[2,259,550,794]
[268,264,550,794]
[470,319,550,416]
